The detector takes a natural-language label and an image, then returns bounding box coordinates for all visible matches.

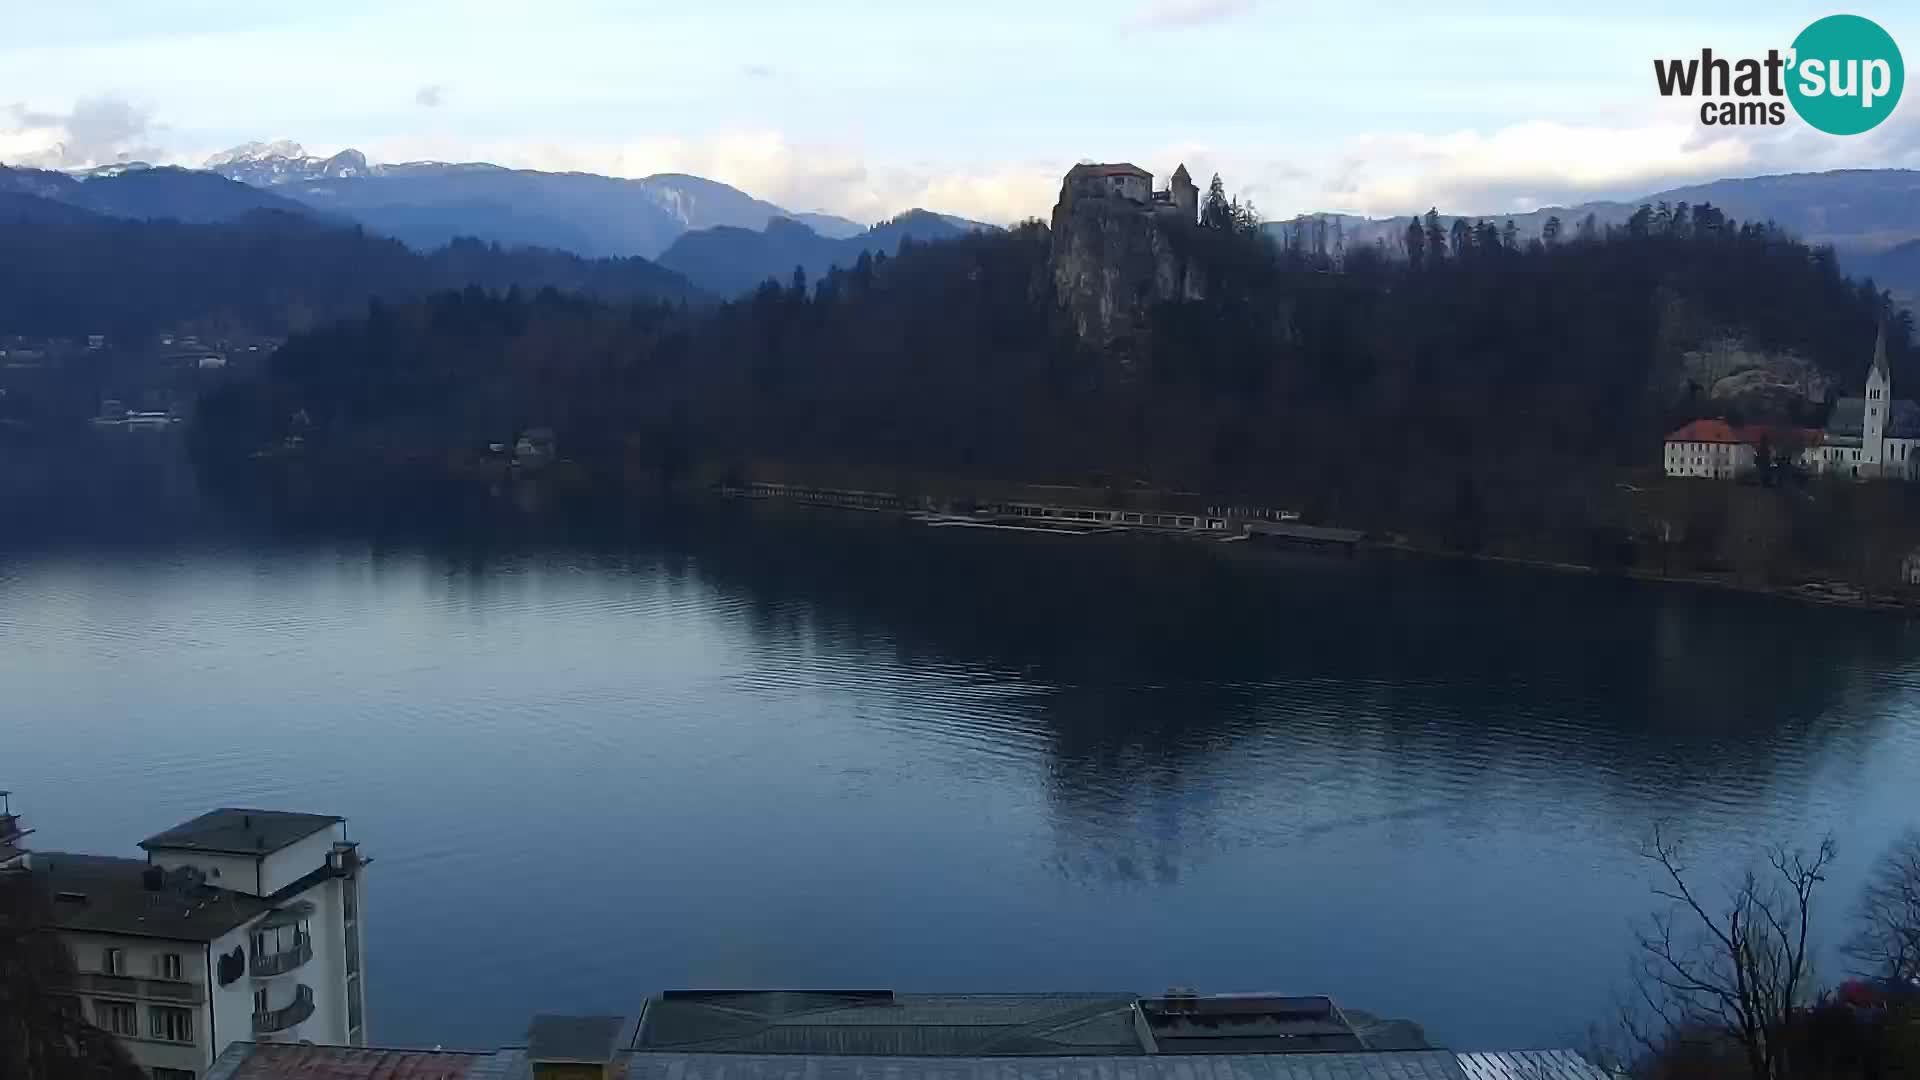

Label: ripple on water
[3,530,1919,1053]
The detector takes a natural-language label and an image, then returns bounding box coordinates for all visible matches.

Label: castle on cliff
[1061,162,1199,222]
[1048,162,1207,347]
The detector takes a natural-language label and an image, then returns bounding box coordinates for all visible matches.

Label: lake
[4,442,1920,1052]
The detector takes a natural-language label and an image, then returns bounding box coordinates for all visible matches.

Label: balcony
[252,984,314,1035]
[251,933,312,977]
[60,972,205,1004]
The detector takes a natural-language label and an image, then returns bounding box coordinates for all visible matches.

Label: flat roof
[530,1014,628,1063]
[141,808,342,856]
[24,852,271,942]
[633,1051,1473,1080]
[210,1046,1480,1080]
[205,1043,497,1080]
[634,991,1145,1056]
[1458,1050,1613,1079]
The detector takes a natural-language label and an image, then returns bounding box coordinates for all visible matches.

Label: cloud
[335,115,1908,230]
[414,84,446,108]
[1126,0,1256,30]
[2,96,162,168]
[1286,110,1920,218]
[741,64,776,80]
[355,130,1064,225]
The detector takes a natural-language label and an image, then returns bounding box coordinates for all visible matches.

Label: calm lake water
[5,439,1920,1052]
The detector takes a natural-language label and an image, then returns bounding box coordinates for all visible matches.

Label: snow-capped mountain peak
[204,142,376,186]
[204,140,307,168]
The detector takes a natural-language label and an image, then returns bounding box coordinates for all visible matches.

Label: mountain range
[11,142,1920,309]
[0,207,700,341]
[200,142,865,257]
[3,142,999,298]
[1273,170,1920,258]
[1271,169,1920,308]
[657,210,979,296]
[0,162,317,224]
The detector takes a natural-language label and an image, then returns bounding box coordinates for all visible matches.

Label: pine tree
[1202,174,1232,230]
[1423,208,1447,263]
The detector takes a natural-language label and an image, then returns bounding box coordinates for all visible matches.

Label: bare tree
[0,869,144,1080]
[1629,823,1836,1080]
[1846,828,1920,987]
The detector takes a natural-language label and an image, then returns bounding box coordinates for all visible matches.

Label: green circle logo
[1788,15,1903,135]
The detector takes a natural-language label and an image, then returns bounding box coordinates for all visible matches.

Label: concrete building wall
[1865,364,1890,466]
[1890,437,1920,479]
[209,921,258,1064]
[147,851,261,894]
[1073,172,1151,203]
[259,828,340,895]
[1664,439,1751,478]
[58,929,216,1076]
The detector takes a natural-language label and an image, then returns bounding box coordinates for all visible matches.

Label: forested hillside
[0,210,699,339]
[196,204,1911,535]
[657,210,973,296]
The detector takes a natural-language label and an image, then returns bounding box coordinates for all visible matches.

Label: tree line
[0,210,698,343]
[193,192,1913,541]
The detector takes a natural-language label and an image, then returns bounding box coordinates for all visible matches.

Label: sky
[4,0,1919,225]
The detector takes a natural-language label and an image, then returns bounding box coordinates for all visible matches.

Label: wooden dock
[1244,520,1365,551]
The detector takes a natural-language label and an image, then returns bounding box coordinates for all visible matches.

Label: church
[1663,324,1919,482]
[1799,323,1920,480]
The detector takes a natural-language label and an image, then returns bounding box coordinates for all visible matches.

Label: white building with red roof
[1666,324,1912,482]
[1663,418,1759,479]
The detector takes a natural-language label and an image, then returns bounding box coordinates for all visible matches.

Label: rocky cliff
[1048,182,1203,347]
[1676,334,1834,417]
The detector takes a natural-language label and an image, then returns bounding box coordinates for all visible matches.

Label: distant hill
[1270,169,1920,271]
[789,211,865,239]
[203,143,810,259]
[658,210,981,296]
[201,142,985,259]
[0,198,701,339]
[1849,238,1920,311]
[0,191,105,225]
[0,163,321,224]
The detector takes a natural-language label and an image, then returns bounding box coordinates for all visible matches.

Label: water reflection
[2,448,1919,1052]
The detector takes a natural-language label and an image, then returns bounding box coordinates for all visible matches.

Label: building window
[153,1070,197,1080]
[96,1000,136,1036]
[253,988,269,1017]
[150,1005,194,1044]
[102,947,125,976]
[159,952,183,980]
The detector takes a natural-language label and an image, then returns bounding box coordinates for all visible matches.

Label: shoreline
[724,489,1919,617]
[1362,542,1920,616]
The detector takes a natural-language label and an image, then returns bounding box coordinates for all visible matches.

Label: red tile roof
[1664,418,1745,444]
[1664,420,1824,448]
[222,1045,489,1079]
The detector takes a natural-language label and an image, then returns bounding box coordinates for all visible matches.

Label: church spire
[1874,317,1890,378]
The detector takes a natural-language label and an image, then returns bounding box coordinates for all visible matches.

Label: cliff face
[1048,183,1203,346]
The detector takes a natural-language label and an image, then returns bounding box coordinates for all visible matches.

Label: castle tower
[1865,320,1890,472]
[1170,164,1198,223]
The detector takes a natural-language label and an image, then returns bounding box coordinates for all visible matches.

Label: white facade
[1799,324,1920,481]
[1663,437,1754,479]
[22,809,368,1080]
